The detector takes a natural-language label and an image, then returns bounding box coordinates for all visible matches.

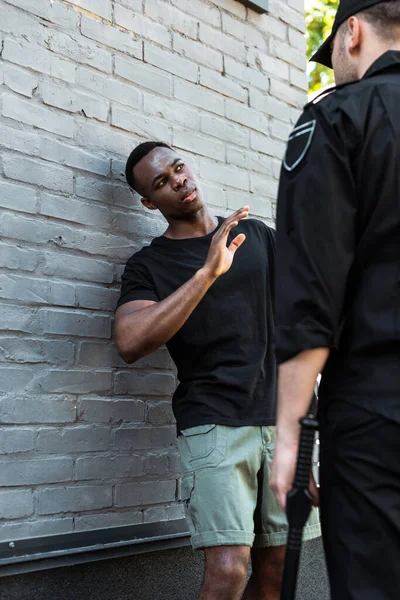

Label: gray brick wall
[0,0,307,542]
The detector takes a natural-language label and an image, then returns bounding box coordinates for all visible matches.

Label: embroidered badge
[283,120,316,172]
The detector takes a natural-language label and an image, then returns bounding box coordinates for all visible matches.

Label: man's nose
[173,174,187,189]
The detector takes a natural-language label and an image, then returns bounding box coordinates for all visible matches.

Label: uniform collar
[362,50,400,80]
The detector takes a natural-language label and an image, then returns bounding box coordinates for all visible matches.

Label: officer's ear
[141,197,158,211]
[347,16,362,53]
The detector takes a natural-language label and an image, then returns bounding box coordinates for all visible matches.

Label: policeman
[270,1,400,598]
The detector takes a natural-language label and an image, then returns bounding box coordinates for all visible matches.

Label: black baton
[281,415,319,600]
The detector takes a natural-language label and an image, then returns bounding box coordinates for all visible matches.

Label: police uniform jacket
[275,51,400,422]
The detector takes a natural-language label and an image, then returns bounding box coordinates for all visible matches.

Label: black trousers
[319,400,400,600]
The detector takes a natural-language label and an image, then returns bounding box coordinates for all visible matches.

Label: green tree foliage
[306,0,339,93]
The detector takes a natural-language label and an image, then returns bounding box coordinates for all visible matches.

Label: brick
[270,118,293,142]
[3,64,38,98]
[198,181,226,209]
[143,503,184,523]
[77,66,142,109]
[76,284,120,311]
[114,427,153,450]
[43,252,114,284]
[111,105,171,143]
[247,48,290,82]
[114,55,173,97]
[75,510,142,531]
[250,173,278,199]
[80,15,142,59]
[270,38,307,71]
[0,490,34,519]
[39,309,112,339]
[250,130,285,158]
[0,180,37,214]
[290,66,308,91]
[64,0,112,20]
[250,90,292,120]
[227,191,273,220]
[3,154,73,194]
[173,34,223,72]
[0,395,76,425]
[40,193,110,228]
[222,12,268,50]
[212,0,246,19]
[174,79,224,116]
[199,66,247,103]
[0,366,34,393]
[151,426,176,449]
[114,5,172,48]
[40,81,109,122]
[3,0,78,29]
[0,242,37,272]
[0,457,73,486]
[75,455,144,480]
[42,138,110,176]
[226,147,275,177]
[111,210,165,239]
[269,78,306,108]
[200,158,249,191]
[200,114,249,147]
[147,401,175,425]
[0,518,73,543]
[37,426,110,454]
[170,0,221,27]
[289,26,306,51]
[0,305,37,335]
[117,0,143,9]
[145,452,171,476]
[115,480,176,507]
[0,125,40,157]
[224,56,269,91]
[0,428,35,454]
[74,176,113,203]
[132,348,175,371]
[248,14,287,41]
[143,93,201,132]
[46,30,112,74]
[144,42,198,84]
[2,38,75,84]
[0,6,49,45]
[146,0,197,39]
[0,338,74,366]
[78,342,125,368]
[3,94,74,139]
[113,372,176,396]
[0,273,75,307]
[78,397,145,423]
[199,23,246,61]
[225,99,267,132]
[173,129,225,162]
[37,370,112,394]
[39,485,112,515]
[268,0,305,32]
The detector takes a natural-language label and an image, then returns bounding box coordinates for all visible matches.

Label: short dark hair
[125,141,172,191]
[360,0,400,39]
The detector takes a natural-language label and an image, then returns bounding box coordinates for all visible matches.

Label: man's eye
[157,178,166,188]
[176,163,184,171]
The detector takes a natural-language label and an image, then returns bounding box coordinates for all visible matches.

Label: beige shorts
[178,424,321,550]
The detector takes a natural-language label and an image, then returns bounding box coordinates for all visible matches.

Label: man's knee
[203,546,250,591]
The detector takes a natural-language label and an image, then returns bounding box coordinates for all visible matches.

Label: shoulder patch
[283,120,316,172]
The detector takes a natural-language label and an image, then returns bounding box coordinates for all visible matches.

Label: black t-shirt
[117,217,277,432]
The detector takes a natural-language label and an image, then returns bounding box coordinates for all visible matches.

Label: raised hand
[202,206,249,280]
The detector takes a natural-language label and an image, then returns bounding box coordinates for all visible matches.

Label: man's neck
[358,41,400,79]
[163,207,218,240]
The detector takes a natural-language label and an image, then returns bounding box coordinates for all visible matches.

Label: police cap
[311,0,392,69]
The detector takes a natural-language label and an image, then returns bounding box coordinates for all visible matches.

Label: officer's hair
[360,1,400,40]
[125,141,173,191]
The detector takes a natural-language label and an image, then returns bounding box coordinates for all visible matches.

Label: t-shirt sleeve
[275,103,357,365]
[116,256,159,309]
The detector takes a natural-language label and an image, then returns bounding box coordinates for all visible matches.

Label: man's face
[133,147,203,220]
[331,25,359,86]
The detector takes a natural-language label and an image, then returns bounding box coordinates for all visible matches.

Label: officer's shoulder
[305,77,377,118]
[242,217,275,239]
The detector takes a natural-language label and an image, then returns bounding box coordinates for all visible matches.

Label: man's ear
[347,16,362,53]
[141,197,158,211]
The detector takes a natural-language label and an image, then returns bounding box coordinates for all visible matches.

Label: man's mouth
[181,188,197,203]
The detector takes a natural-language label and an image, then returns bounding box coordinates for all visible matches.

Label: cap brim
[310,33,334,69]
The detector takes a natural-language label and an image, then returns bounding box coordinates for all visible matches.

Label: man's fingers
[228,233,246,254]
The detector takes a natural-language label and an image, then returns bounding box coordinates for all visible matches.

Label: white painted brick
[289,26,306,51]
[173,33,223,72]
[77,341,124,368]
[0,180,37,214]
[222,12,268,50]
[145,0,198,39]
[198,181,226,209]
[63,0,113,21]
[0,456,73,486]
[250,172,278,199]
[37,426,110,454]
[75,511,142,531]
[170,0,221,27]
[80,15,142,59]
[247,48,290,82]
[0,125,40,157]
[40,309,111,339]
[43,252,114,284]
[2,38,76,84]
[0,394,77,424]
[200,114,249,147]
[144,42,198,84]
[78,397,145,422]
[199,22,246,61]
[0,428,35,454]
[114,5,172,48]
[250,130,286,158]
[0,242,37,272]
[0,367,36,393]
[173,128,225,162]
[0,6,49,45]
[0,489,34,519]
[269,77,306,108]
[0,273,75,307]
[114,372,176,396]
[77,66,142,109]
[40,192,110,228]
[3,154,74,194]
[247,11,288,41]
[0,305,37,335]
[115,480,176,507]
[3,94,74,138]
[144,93,201,132]
[75,454,143,480]
[39,137,110,176]
[199,66,247,103]
[117,0,143,9]
[226,146,275,177]
[46,30,112,74]
[111,104,172,142]
[0,518,73,543]
[268,0,306,32]
[227,190,273,220]
[212,0,246,19]
[114,55,173,97]
[36,370,112,393]
[3,64,38,98]
[200,158,249,191]
[270,37,307,71]
[290,66,308,91]
[39,484,112,515]
[250,89,293,120]
[3,0,78,29]
[76,121,135,157]
[174,79,224,116]
[76,284,120,311]
[225,98,267,134]
[40,81,109,121]
[270,118,293,142]
[224,56,269,91]
[0,338,75,366]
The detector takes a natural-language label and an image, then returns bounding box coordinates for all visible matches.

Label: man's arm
[115,206,249,363]
[271,347,329,510]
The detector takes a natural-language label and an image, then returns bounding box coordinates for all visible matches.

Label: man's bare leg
[242,545,286,600]
[199,546,250,600]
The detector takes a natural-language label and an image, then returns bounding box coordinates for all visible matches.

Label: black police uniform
[275,51,400,600]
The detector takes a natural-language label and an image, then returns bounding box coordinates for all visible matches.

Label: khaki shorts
[178,424,321,550]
